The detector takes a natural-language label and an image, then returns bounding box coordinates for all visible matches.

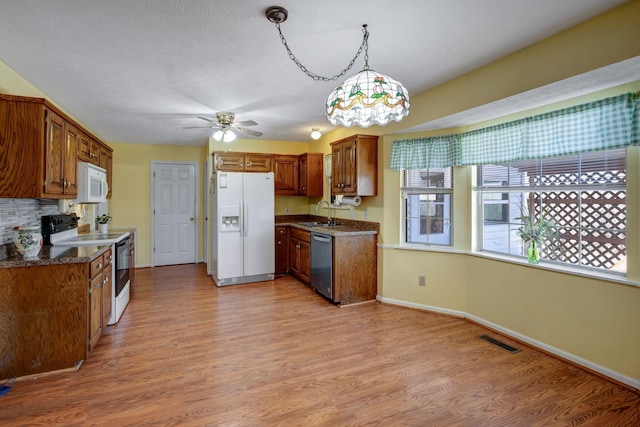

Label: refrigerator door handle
[243,199,249,237]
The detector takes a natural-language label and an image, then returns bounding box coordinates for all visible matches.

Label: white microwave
[75,162,108,203]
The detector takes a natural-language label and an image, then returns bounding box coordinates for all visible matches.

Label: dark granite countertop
[276,215,378,237]
[0,245,109,269]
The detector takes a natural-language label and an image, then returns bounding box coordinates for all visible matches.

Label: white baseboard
[376,295,640,391]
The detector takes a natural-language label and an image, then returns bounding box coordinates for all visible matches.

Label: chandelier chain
[274,23,369,82]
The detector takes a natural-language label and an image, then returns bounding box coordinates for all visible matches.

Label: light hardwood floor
[1,264,639,426]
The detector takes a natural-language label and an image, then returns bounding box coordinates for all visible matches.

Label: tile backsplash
[0,198,60,245]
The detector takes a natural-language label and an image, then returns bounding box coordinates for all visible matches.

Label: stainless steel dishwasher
[311,232,333,300]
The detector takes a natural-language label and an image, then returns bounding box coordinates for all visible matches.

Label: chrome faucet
[316,200,333,225]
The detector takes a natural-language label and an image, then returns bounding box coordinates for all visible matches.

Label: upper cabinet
[213,151,324,197]
[272,155,298,195]
[0,94,113,199]
[214,152,271,172]
[298,153,323,197]
[331,134,378,196]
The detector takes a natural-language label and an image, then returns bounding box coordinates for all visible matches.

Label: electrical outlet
[350,209,354,219]
[364,210,368,219]
[285,207,289,213]
[418,275,426,287]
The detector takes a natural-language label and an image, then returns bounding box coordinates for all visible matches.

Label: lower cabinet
[89,248,112,351]
[289,228,310,284]
[275,226,289,274]
[332,234,377,305]
[0,248,115,378]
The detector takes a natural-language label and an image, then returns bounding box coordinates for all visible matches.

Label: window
[476,148,627,273]
[403,167,453,245]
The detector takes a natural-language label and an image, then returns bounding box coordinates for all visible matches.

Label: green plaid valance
[390,134,460,169]
[390,92,639,170]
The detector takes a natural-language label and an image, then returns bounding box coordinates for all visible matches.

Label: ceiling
[0,0,632,145]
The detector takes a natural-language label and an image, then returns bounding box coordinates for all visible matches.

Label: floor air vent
[477,334,521,354]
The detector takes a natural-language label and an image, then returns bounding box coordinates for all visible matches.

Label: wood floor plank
[1,263,638,426]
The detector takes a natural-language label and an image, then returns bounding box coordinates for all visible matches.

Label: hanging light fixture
[310,128,322,140]
[213,127,236,143]
[266,6,410,129]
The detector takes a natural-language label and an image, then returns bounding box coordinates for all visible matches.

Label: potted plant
[96,214,112,234]
[516,204,556,264]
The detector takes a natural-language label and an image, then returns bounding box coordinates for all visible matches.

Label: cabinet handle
[278,241,281,245]
[248,161,252,166]
[239,162,244,167]
[98,263,102,269]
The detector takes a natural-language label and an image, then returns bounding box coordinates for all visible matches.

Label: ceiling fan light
[222,129,236,143]
[326,69,410,128]
[310,128,321,140]
[212,130,224,141]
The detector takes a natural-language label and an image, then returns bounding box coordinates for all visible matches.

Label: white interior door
[152,162,197,266]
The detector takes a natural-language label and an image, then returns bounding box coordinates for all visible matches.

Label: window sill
[379,243,639,288]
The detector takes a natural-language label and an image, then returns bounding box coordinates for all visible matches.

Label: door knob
[190,217,194,221]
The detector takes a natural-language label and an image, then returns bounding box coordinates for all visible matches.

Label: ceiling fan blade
[234,126,263,137]
[197,116,216,123]
[183,125,218,129]
[234,120,258,127]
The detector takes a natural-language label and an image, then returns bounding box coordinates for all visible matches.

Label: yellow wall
[375,1,640,386]
[109,142,206,266]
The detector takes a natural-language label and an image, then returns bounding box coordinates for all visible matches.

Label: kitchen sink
[313,223,340,228]
[297,221,320,227]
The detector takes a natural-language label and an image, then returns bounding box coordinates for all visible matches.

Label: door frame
[150,161,199,267]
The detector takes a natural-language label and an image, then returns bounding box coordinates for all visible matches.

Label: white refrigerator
[211,171,275,286]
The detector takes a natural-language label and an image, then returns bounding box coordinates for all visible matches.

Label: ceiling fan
[185,111,262,142]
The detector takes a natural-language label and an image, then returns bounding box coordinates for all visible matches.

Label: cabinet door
[299,239,311,284]
[89,273,103,351]
[275,226,289,274]
[78,133,92,162]
[289,236,300,277]
[299,153,323,197]
[64,124,79,196]
[102,266,112,328]
[298,155,308,195]
[89,139,101,165]
[98,143,108,169]
[215,153,245,171]
[245,154,271,172]
[44,110,66,196]
[273,155,298,195]
[341,138,358,195]
[331,143,343,195]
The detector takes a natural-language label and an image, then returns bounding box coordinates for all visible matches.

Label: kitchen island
[0,245,110,379]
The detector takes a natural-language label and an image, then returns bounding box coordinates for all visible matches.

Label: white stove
[42,214,131,325]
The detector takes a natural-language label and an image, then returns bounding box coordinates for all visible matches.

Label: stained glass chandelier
[266,6,410,128]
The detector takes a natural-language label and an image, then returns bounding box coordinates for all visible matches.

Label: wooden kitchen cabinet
[331,134,378,196]
[78,132,92,163]
[298,153,324,196]
[213,152,271,172]
[332,234,377,305]
[273,155,299,195]
[289,228,310,284]
[275,226,289,274]
[89,248,112,351]
[43,110,78,197]
[0,94,112,199]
